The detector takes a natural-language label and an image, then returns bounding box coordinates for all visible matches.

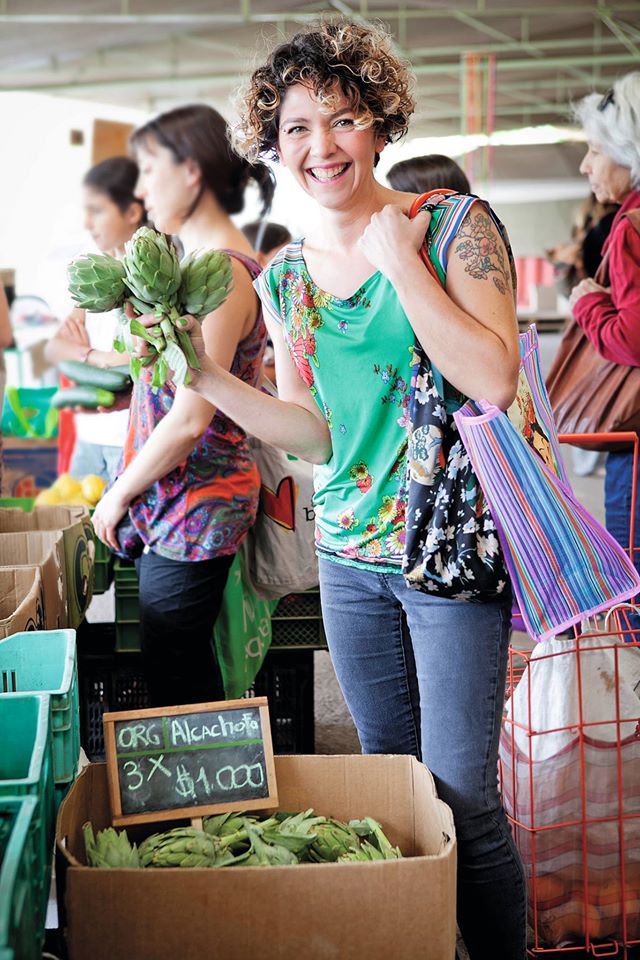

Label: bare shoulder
[451,200,513,297]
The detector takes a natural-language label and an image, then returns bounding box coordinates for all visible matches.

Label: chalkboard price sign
[103,698,278,826]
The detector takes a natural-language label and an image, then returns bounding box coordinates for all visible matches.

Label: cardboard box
[0,566,45,637]
[0,506,94,628]
[57,756,457,960]
[0,530,65,629]
[2,437,58,497]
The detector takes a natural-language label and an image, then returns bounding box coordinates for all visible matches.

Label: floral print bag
[402,191,563,602]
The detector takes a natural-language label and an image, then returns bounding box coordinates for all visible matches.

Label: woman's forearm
[193,361,332,464]
[114,414,202,504]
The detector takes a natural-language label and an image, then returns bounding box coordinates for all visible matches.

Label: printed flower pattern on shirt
[374,362,411,429]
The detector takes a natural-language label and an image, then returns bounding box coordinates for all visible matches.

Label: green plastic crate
[0,630,79,784]
[92,537,114,594]
[114,559,140,652]
[0,796,42,960]
[0,695,54,929]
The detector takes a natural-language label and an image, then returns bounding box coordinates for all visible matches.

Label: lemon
[34,487,61,506]
[81,474,107,506]
[53,473,83,500]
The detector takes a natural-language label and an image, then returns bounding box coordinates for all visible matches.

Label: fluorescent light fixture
[378,124,586,175]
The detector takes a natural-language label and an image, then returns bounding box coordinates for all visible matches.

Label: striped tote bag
[454,399,640,641]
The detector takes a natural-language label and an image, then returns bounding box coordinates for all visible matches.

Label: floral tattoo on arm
[453,211,511,295]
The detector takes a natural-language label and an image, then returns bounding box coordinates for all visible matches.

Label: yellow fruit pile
[35,473,107,508]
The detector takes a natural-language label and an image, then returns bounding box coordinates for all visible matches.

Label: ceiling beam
[0,4,638,24]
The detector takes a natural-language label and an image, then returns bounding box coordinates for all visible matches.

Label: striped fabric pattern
[454,400,640,641]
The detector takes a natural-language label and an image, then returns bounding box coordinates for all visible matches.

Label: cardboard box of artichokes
[57,756,457,959]
[0,505,94,629]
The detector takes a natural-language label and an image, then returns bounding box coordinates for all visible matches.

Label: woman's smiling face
[277,82,386,210]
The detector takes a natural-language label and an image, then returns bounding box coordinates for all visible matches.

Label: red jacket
[573,189,640,366]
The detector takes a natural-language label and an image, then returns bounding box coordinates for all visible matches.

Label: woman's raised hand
[126,303,208,386]
[358,205,431,279]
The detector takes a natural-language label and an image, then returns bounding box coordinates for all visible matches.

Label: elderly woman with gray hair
[569,71,640,581]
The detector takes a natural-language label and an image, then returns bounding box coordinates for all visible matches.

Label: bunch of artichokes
[67,227,233,388]
[84,810,402,870]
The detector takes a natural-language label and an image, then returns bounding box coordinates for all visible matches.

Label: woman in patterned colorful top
[92,104,274,709]
[137,22,524,957]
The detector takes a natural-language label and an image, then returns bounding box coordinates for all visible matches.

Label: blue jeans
[605,449,640,634]
[319,559,527,960]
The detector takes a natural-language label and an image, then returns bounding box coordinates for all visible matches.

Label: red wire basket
[501,433,640,958]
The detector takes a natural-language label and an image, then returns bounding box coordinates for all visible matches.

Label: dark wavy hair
[387,155,471,195]
[131,104,275,218]
[234,19,415,162]
[83,156,147,223]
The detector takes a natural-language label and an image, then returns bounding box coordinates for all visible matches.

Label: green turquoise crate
[0,695,55,931]
[0,630,79,785]
[0,796,42,960]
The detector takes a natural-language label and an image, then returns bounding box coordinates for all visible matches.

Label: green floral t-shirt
[255,240,416,573]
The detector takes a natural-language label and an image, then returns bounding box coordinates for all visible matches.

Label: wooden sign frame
[103,697,278,827]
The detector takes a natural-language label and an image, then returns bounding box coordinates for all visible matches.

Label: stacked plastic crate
[0,628,80,957]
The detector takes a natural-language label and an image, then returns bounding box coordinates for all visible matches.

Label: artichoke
[123,227,182,308]
[349,817,403,859]
[83,823,140,868]
[68,253,127,312]
[179,249,234,318]
[308,819,360,863]
[244,823,299,866]
[139,826,218,868]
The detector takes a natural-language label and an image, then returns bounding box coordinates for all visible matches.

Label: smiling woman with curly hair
[138,20,526,957]
[234,20,415,162]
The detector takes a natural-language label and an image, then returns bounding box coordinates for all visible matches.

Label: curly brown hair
[233,19,416,162]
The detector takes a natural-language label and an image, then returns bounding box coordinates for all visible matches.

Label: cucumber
[51,386,116,409]
[58,359,131,392]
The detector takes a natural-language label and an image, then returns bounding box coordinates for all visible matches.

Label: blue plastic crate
[0,630,79,784]
[0,796,42,960]
[0,694,55,930]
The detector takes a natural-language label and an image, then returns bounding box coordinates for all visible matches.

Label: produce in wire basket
[84,811,403,869]
[67,226,233,388]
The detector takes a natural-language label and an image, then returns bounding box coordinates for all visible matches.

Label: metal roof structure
[1,1,638,138]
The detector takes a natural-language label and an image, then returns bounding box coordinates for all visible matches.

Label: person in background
[569,72,640,587]
[386,153,471,195]
[45,157,146,482]
[0,285,14,494]
[547,193,618,477]
[241,222,293,383]
[547,193,618,300]
[92,104,274,709]
[135,21,525,957]
[242,220,292,266]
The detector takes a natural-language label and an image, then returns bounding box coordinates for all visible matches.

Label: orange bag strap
[408,188,457,286]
